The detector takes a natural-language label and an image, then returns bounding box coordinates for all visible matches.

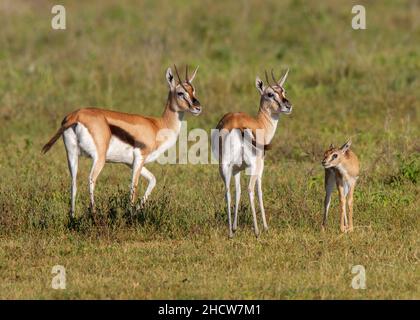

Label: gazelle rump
[211,69,292,238]
[321,140,360,232]
[42,65,202,217]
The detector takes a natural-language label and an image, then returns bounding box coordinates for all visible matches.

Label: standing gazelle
[211,69,292,238]
[321,140,360,232]
[42,65,202,217]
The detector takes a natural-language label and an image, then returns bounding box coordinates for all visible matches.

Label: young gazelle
[212,70,292,238]
[321,140,360,232]
[42,65,202,217]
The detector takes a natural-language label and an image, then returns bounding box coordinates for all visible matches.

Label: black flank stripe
[109,125,146,149]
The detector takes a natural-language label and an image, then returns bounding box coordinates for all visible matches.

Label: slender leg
[343,183,349,228]
[322,169,335,231]
[256,175,268,231]
[232,171,241,232]
[89,156,105,214]
[69,157,78,218]
[63,130,79,218]
[222,165,234,238]
[130,150,144,205]
[248,174,259,237]
[337,179,347,233]
[347,183,355,232]
[140,167,156,205]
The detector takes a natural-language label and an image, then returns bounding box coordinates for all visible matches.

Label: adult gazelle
[42,65,202,217]
[212,69,292,238]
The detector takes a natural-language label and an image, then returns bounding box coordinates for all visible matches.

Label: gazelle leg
[130,150,144,205]
[343,183,349,228]
[337,180,347,233]
[63,129,79,218]
[222,165,234,238]
[248,174,259,237]
[140,167,156,205]
[256,175,268,231]
[347,183,355,232]
[69,156,78,219]
[89,156,105,214]
[322,169,335,231]
[232,171,241,232]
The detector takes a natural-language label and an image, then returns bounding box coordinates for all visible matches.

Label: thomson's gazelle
[42,65,202,217]
[212,70,292,238]
[321,140,360,232]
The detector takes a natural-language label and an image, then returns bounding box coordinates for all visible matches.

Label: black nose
[192,97,200,106]
[283,98,291,109]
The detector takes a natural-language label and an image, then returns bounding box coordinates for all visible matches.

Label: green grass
[0,0,419,299]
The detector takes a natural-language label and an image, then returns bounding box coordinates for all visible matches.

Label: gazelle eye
[267,92,274,98]
[332,154,338,159]
[177,92,184,97]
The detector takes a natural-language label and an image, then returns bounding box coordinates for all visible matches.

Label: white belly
[106,136,134,165]
[72,123,135,165]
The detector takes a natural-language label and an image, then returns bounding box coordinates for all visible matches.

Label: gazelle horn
[185,65,189,82]
[174,64,188,91]
[271,69,277,84]
[265,70,275,91]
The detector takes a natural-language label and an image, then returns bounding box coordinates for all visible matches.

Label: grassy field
[0,0,419,299]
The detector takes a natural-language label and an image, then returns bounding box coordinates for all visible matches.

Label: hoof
[228,232,234,239]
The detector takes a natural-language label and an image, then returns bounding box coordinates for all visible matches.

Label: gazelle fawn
[42,65,202,218]
[321,140,360,233]
[212,69,292,238]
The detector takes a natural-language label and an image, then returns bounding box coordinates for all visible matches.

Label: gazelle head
[256,69,292,115]
[322,140,352,168]
[166,65,202,116]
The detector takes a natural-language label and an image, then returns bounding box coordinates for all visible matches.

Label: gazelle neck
[257,107,280,144]
[161,92,184,133]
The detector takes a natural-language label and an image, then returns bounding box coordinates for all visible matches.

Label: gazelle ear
[255,76,265,94]
[340,140,351,153]
[166,67,176,90]
[278,68,289,87]
[329,143,335,149]
[188,66,199,83]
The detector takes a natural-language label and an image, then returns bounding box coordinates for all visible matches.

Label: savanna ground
[0,0,419,299]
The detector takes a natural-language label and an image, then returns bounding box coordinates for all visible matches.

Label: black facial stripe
[182,95,192,108]
[274,98,282,108]
[192,97,200,106]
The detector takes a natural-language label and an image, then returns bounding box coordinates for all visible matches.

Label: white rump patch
[75,123,97,159]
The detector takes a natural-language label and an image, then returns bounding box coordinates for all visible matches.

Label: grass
[0,0,419,299]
